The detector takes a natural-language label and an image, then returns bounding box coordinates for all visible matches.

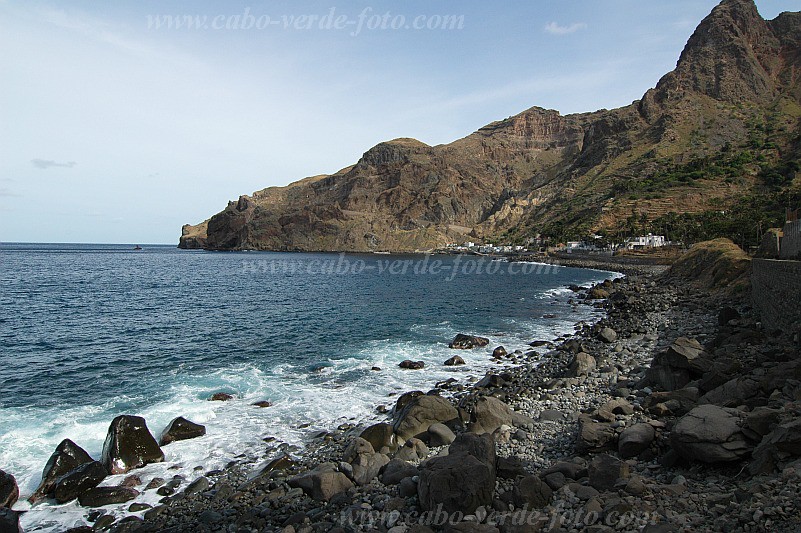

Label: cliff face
[180,0,801,251]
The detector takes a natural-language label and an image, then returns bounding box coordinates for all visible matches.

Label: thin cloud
[0,187,20,197]
[544,21,587,35]
[31,159,77,170]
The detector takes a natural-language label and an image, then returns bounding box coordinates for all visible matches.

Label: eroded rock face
[29,439,94,504]
[101,416,165,475]
[670,405,753,463]
[159,417,206,446]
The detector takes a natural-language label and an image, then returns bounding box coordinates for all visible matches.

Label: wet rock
[670,405,753,463]
[159,416,206,446]
[287,463,354,501]
[618,423,656,458]
[102,415,165,475]
[29,439,94,504]
[0,508,22,533]
[427,423,456,446]
[568,352,596,377]
[444,355,466,366]
[399,360,425,370]
[52,461,107,503]
[514,475,552,509]
[209,392,233,401]
[469,396,513,435]
[360,423,402,453]
[183,476,209,495]
[252,400,273,408]
[393,395,458,440]
[588,454,630,491]
[0,471,18,509]
[78,486,139,507]
[492,346,507,358]
[449,334,490,349]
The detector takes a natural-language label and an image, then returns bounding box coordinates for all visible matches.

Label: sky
[1,0,798,244]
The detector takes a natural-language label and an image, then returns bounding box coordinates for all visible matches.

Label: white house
[626,234,666,250]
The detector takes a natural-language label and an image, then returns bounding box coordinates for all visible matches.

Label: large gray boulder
[670,405,753,463]
[159,417,206,446]
[380,459,419,485]
[469,396,513,435]
[288,463,353,501]
[514,474,552,509]
[343,438,389,486]
[0,471,18,509]
[618,423,656,459]
[29,439,94,504]
[359,423,402,453]
[588,454,630,491]
[102,416,165,475]
[577,414,617,452]
[418,433,496,514]
[645,337,709,391]
[427,423,456,446]
[568,353,596,377]
[393,395,458,440]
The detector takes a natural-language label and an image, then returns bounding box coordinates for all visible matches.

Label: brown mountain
[180,0,801,251]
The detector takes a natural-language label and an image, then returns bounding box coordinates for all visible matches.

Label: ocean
[0,243,617,531]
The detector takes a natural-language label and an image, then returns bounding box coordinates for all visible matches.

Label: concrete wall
[752,258,801,333]
[781,220,801,259]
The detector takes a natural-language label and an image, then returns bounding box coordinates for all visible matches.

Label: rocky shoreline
[3,250,800,533]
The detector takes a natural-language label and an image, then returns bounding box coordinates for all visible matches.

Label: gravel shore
[43,261,801,533]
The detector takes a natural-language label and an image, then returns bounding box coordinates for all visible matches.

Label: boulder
[496,456,528,479]
[359,423,402,453]
[588,454,630,491]
[394,391,425,413]
[0,471,18,509]
[78,486,139,507]
[252,400,273,408]
[449,334,490,349]
[568,352,596,377]
[102,415,165,475]
[417,434,496,514]
[159,417,206,446]
[209,392,233,401]
[393,395,458,440]
[749,418,801,475]
[699,376,761,408]
[470,396,513,435]
[514,474,552,509]
[444,355,466,366]
[288,463,354,501]
[670,405,753,463]
[586,286,610,299]
[596,398,634,422]
[380,459,419,485]
[399,360,425,370]
[343,438,389,486]
[475,373,507,388]
[661,337,708,373]
[643,388,699,416]
[492,346,507,358]
[427,423,456,446]
[0,508,21,533]
[29,439,94,504]
[52,461,108,503]
[394,438,429,462]
[577,415,617,452]
[598,327,617,343]
[618,424,656,458]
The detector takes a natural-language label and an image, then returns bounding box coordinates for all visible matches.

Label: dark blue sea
[0,243,617,531]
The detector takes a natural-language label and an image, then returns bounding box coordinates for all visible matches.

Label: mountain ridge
[180,0,801,251]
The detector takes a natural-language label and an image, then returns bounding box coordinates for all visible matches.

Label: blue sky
[1,0,797,244]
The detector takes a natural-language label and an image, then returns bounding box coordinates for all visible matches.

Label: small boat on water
[133,245,143,250]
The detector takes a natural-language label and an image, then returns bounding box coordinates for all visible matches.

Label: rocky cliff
[180,0,801,251]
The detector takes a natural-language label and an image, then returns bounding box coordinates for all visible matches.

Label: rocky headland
[4,240,797,532]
